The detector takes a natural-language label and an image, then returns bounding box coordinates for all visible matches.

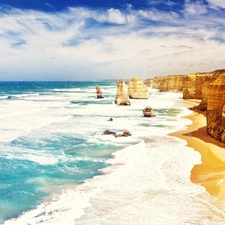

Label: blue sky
[0,0,225,81]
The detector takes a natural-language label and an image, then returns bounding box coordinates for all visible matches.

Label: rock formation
[144,69,225,144]
[102,129,132,138]
[143,106,156,117]
[144,79,153,87]
[128,78,149,99]
[146,75,187,92]
[182,72,212,99]
[115,79,131,106]
[115,129,132,138]
[189,70,224,111]
[102,130,117,136]
[206,71,225,143]
[96,85,104,98]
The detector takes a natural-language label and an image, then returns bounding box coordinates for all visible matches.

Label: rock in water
[143,106,156,117]
[115,79,131,106]
[96,85,104,98]
[102,129,132,138]
[102,130,117,136]
[115,129,132,138]
[128,77,149,99]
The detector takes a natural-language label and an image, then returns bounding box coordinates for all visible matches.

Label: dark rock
[102,130,117,136]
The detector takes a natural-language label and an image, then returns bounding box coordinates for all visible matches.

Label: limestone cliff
[128,78,149,99]
[206,71,225,143]
[194,70,225,111]
[182,72,212,99]
[147,75,187,92]
[115,79,131,106]
[144,79,153,87]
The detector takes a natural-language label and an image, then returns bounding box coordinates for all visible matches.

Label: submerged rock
[102,129,132,138]
[102,130,117,136]
[115,129,132,138]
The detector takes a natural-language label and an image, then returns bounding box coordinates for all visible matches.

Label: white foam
[4,138,225,225]
[3,87,225,225]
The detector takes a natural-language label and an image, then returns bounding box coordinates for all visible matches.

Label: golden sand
[170,110,225,201]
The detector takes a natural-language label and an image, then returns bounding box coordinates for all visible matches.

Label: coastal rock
[115,79,131,106]
[194,70,225,111]
[144,79,153,87]
[128,78,149,99]
[115,129,132,138]
[96,85,104,98]
[206,71,225,143]
[182,72,212,99]
[148,75,187,92]
[102,130,117,136]
[143,106,156,117]
[102,129,132,138]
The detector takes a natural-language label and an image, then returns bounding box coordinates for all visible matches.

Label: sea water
[1,81,225,225]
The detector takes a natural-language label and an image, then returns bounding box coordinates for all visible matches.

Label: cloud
[206,0,225,9]
[184,0,208,16]
[0,5,225,80]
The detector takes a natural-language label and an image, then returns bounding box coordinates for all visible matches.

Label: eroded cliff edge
[206,71,225,143]
[145,75,186,92]
[145,69,225,143]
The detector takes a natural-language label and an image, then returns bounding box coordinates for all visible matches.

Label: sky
[0,0,225,81]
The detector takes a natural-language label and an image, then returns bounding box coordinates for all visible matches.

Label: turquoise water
[0,81,122,223]
[0,81,185,224]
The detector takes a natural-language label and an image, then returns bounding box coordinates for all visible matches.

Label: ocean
[1,81,225,225]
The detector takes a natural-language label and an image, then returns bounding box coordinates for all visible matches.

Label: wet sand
[170,110,225,201]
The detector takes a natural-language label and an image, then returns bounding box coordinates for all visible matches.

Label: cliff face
[147,75,187,92]
[206,71,225,143]
[182,72,212,99]
[128,78,149,99]
[195,70,225,111]
[115,79,131,106]
[144,69,225,144]
[144,79,153,87]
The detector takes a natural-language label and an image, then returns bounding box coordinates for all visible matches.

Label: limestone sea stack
[115,79,131,106]
[96,85,104,98]
[128,77,149,99]
[206,71,225,143]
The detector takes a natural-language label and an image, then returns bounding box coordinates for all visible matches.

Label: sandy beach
[170,109,225,201]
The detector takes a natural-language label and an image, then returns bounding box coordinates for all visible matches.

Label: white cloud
[206,0,225,9]
[0,6,225,80]
[184,0,208,16]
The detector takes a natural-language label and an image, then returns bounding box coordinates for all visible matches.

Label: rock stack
[128,77,149,99]
[115,79,131,106]
[96,85,104,98]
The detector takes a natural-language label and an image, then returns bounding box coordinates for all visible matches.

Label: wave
[4,138,225,225]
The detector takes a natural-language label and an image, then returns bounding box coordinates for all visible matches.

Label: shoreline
[170,108,225,201]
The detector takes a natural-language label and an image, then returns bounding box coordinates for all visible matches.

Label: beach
[171,108,225,202]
